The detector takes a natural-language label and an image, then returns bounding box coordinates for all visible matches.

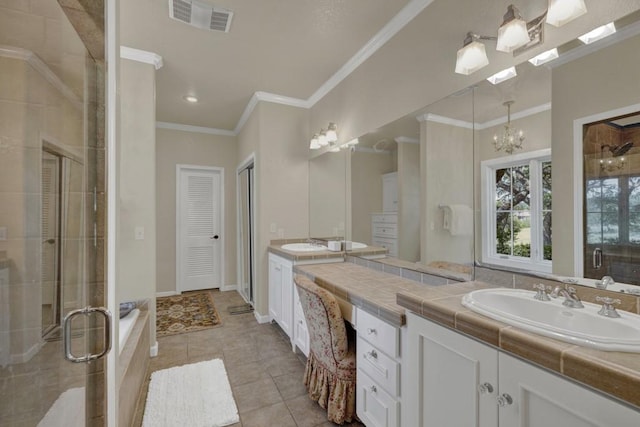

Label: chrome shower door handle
[63,306,112,363]
[593,247,602,269]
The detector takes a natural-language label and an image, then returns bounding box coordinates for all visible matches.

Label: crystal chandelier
[493,101,524,155]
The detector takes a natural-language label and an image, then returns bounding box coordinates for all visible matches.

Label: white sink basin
[281,243,327,252]
[462,288,640,352]
[347,242,367,250]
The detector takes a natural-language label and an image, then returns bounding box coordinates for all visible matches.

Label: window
[586,175,640,245]
[481,149,552,272]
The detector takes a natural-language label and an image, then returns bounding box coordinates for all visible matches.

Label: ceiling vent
[169,0,233,33]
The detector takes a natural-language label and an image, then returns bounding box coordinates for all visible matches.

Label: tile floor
[132,289,364,427]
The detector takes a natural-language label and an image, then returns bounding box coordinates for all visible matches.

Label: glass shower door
[0,0,107,425]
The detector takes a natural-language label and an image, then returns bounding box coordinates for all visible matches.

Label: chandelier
[493,101,524,155]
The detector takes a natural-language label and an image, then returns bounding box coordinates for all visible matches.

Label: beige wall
[309,150,347,238]
[350,150,396,244]
[552,33,640,276]
[118,58,157,341]
[238,102,310,316]
[422,120,473,265]
[155,128,237,294]
[398,142,420,261]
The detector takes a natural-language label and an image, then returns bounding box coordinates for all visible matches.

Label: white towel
[442,204,473,236]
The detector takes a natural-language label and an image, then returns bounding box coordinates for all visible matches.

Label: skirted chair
[294,274,357,425]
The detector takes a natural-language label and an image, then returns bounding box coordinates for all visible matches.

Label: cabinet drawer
[372,223,397,238]
[371,237,398,257]
[357,308,399,358]
[357,370,400,427]
[357,336,400,396]
[371,213,397,224]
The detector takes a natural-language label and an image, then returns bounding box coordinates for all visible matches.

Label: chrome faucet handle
[595,296,622,318]
[532,284,551,301]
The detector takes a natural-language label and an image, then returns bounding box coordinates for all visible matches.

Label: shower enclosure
[583,113,640,285]
[0,0,106,425]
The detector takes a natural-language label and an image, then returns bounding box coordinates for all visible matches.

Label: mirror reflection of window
[482,149,552,272]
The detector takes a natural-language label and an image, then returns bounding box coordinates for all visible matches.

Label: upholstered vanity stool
[294,274,357,425]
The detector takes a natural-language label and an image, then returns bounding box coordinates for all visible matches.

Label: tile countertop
[268,242,388,262]
[295,262,640,410]
[397,285,640,410]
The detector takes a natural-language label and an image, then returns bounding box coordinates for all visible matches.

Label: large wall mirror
[338,7,640,293]
[309,148,347,241]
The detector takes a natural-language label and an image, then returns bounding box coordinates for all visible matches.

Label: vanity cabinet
[292,285,310,357]
[356,308,402,427]
[371,213,398,257]
[404,312,640,427]
[268,253,293,337]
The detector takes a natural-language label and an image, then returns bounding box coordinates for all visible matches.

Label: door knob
[210,235,220,239]
[497,393,513,407]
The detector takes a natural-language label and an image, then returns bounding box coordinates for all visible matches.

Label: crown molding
[120,46,164,70]
[394,136,419,144]
[0,45,82,109]
[156,121,236,136]
[306,0,434,107]
[477,102,551,130]
[417,113,474,129]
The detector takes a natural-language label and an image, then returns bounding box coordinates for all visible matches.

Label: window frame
[481,148,552,273]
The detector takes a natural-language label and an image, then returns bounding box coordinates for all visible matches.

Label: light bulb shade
[496,18,530,53]
[528,48,559,66]
[546,0,587,27]
[326,123,338,143]
[578,22,616,44]
[309,134,321,149]
[455,41,489,75]
[486,67,517,85]
[318,130,329,146]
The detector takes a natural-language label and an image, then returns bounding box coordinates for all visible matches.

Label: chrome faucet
[550,285,584,308]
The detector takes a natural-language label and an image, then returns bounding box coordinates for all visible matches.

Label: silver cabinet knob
[477,382,494,394]
[366,328,377,335]
[367,349,378,359]
[497,393,513,407]
[370,385,377,393]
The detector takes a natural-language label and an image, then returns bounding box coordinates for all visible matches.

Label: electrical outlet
[134,226,144,240]
[270,223,277,233]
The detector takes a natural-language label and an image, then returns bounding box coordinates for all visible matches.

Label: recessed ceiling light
[578,23,616,45]
[528,48,559,66]
[486,67,517,85]
[183,95,199,103]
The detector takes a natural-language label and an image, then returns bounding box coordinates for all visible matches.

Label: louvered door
[177,166,223,291]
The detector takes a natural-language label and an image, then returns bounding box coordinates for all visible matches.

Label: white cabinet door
[292,286,310,357]
[357,370,400,427]
[279,260,293,337]
[382,172,398,212]
[268,256,282,323]
[498,353,640,427]
[405,312,498,427]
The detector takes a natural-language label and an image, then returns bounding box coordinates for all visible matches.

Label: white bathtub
[119,308,140,355]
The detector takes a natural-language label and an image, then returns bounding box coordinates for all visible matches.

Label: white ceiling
[120,0,411,131]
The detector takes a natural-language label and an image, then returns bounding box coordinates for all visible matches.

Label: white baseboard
[221,284,237,292]
[254,311,271,324]
[156,291,179,298]
[150,341,158,357]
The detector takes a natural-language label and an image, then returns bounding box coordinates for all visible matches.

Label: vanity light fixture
[578,22,616,45]
[493,101,525,155]
[455,32,492,75]
[496,5,530,53]
[309,133,321,150]
[183,95,199,103]
[455,1,587,74]
[326,123,338,143]
[546,0,587,27]
[318,129,329,147]
[600,157,626,172]
[528,47,559,66]
[486,66,517,85]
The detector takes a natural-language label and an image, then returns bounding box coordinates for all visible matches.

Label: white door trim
[236,153,256,303]
[176,164,225,293]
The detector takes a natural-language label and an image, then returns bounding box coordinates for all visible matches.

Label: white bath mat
[142,359,239,427]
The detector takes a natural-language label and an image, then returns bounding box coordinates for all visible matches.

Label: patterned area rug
[156,291,222,337]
